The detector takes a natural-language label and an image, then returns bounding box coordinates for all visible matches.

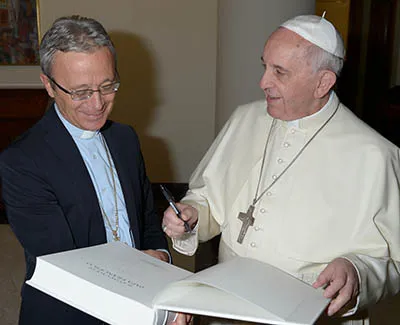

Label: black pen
[160,185,192,233]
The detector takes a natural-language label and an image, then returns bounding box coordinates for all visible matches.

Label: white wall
[216,0,316,131]
[38,0,218,183]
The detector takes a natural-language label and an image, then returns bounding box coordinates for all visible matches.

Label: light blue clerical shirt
[55,105,134,247]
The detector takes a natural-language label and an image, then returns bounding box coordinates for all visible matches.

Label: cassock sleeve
[170,109,240,255]
[342,147,400,311]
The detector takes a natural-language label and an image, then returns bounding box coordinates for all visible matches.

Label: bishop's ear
[40,73,56,98]
[314,70,337,99]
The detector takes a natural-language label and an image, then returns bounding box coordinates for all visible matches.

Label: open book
[27,242,329,325]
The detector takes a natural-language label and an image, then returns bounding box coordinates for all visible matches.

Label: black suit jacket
[0,105,168,324]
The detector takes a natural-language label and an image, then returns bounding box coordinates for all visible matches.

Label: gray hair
[305,43,344,77]
[39,15,117,76]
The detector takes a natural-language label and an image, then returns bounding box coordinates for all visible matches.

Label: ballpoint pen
[160,185,192,233]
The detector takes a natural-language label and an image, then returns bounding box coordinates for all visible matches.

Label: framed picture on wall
[0,0,42,88]
[0,0,40,65]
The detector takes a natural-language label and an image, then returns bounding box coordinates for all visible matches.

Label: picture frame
[0,0,42,88]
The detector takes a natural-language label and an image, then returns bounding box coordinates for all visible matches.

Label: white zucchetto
[280,15,345,59]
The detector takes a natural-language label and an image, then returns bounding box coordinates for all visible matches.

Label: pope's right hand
[162,203,198,239]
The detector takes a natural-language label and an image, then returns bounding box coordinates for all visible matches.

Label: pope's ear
[40,73,56,98]
[314,70,336,99]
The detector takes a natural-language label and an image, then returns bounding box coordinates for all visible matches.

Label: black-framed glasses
[46,74,120,101]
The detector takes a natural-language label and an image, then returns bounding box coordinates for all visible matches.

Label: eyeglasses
[46,75,120,101]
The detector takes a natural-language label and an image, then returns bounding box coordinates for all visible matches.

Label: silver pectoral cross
[237,205,255,244]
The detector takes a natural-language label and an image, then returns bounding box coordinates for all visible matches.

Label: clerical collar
[54,104,99,139]
[287,91,334,128]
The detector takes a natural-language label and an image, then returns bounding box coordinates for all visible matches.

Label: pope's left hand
[142,249,169,263]
[313,257,359,316]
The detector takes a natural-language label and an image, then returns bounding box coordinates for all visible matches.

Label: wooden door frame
[338,0,399,134]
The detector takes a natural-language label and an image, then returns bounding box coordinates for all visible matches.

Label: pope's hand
[162,203,198,238]
[313,258,359,316]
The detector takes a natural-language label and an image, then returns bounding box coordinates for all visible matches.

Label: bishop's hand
[169,313,192,325]
[142,249,169,263]
[162,203,198,239]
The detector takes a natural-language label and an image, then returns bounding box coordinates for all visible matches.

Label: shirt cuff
[172,222,199,256]
[340,256,361,316]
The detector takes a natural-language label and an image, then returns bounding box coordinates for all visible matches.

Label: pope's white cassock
[172,92,400,325]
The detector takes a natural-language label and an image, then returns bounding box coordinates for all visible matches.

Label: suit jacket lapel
[41,106,106,246]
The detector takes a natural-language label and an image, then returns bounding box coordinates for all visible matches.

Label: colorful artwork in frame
[0,0,40,65]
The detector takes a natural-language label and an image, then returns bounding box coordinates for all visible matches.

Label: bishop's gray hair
[305,43,344,77]
[39,15,117,76]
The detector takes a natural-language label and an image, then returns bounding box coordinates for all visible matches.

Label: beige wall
[7,1,339,184]
[38,0,218,183]
[216,0,316,131]
[0,65,42,88]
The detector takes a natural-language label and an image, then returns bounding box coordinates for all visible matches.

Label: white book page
[155,257,329,325]
[154,282,286,325]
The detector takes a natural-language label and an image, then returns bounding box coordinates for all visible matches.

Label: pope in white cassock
[162,15,400,325]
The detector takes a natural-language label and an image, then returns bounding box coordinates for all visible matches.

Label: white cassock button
[283,142,290,148]
[250,242,256,248]
[291,129,296,134]
[260,208,266,213]
[254,226,260,231]
[272,175,277,180]
[266,191,272,196]
[277,158,283,164]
